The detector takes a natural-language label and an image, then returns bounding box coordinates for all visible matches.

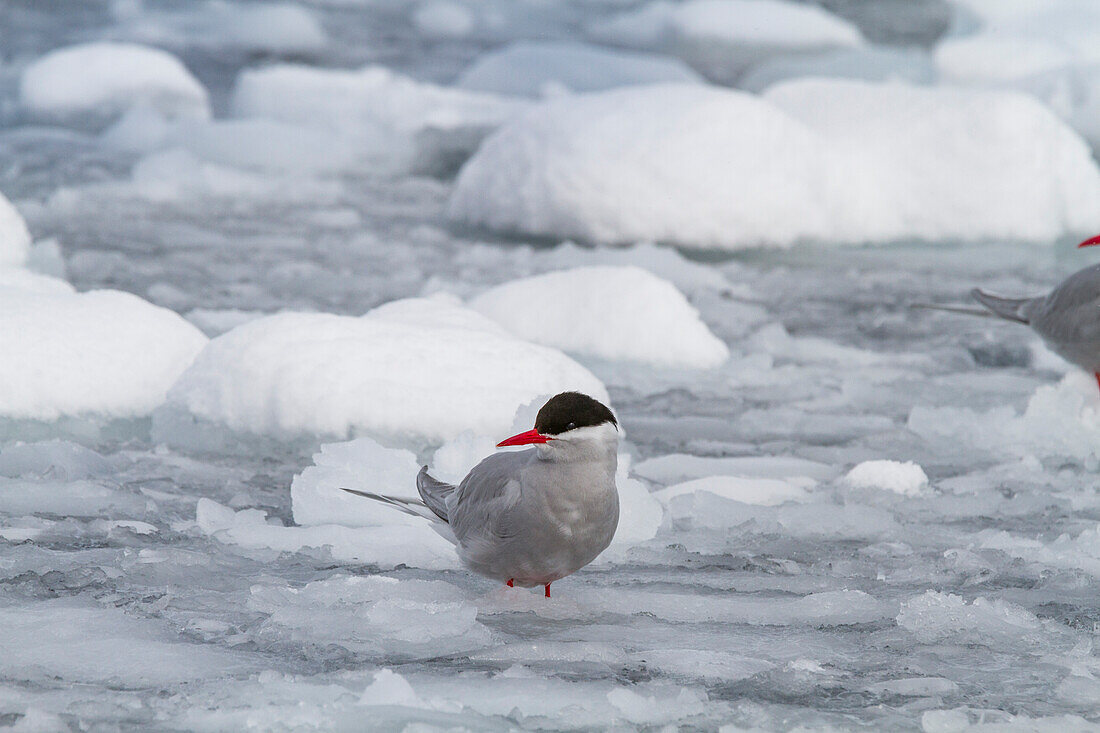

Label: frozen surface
[6,1,1100,731]
[19,42,211,122]
[452,81,1100,248]
[469,266,729,368]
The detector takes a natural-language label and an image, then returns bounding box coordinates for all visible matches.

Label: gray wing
[1029,264,1100,347]
[448,450,534,548]
[416,466,455,522]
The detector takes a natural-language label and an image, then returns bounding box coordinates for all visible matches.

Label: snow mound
[655,475,812,507]
[20,43,210,121]
[230,63,526,174]
[161,296,608,444]
[0,286,207,420]
[587,0,863,83]
[468,266,728,368]
[451,81,1100,248]
[457,41,703,97]
[291,437,422,527]
[845,460,928,496]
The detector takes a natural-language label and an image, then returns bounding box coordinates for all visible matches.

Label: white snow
[469,266,728,368]
[19,43,210,121]
[587,0,863,82]
[451,81,1100,248]
[160,296,607,444]
[845,460,929,496]
[456,41,703,97]
[0,285,207,420]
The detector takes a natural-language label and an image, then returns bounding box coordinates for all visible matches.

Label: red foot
[506,579,514,587]
[544,583,551,598]
[1094,373,1100,395]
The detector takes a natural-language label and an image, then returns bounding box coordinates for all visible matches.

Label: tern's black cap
[534,392,617,436]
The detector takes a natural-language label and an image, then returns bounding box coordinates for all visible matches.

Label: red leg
[544,583,551,598]
[506,579,513,587]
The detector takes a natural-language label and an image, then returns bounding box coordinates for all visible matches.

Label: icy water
[5,1,1100,731]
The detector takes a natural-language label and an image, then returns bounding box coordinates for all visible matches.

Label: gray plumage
[970,264,1100,375]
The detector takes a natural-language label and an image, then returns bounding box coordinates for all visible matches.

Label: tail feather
[911,303,996,317]
[970,288,1031,324]
[339,488,443,523]
[416,466,454,523]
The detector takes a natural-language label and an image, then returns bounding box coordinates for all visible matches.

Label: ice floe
[19,42,210,122]
[160,296,607,445]
[451,81,1100,248]
[844,460,929,496]
[469,266,728,368]
[0,283,207,421]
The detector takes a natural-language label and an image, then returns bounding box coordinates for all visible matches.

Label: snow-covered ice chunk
[451,81,1100,248]
[290,437,422,527]
[360,669,424,707]
[587,0,862,83]
[162,296,607,444]
[0,192,32,268]
[0,286,207,420]
[197,498,459,569]
[248,574,490,658]
[457,41,703,97]
[469,266,728,368]
[19,43,210,122]
[655,475,812,507]
[845,460,928,496]
[935,35,1073,84]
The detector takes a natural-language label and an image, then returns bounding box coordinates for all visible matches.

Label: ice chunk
[845,460,928,496]
[412,0,475,39]
[248,574,490,658]
[290,437,422,527]
[118,2,327,55]
[457,41,703,97]
[0,440,113,480]
[451,81,1100,249]
[161,296,607,444]
[587,0,862,83]
[604,457,664,556]
[360,669,424,707]
[0,478,145,516]
[0,287,207,420]
[0,600,250,686]
[655,475,812,506]
[896,591,1045,644]
[634,454,839,484]
[935,35,1073,83]
[196,498,459,569]
[469,266,728,368]
[19,43,210,122]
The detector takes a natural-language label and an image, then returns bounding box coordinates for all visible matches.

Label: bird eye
[566,422,576,431]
